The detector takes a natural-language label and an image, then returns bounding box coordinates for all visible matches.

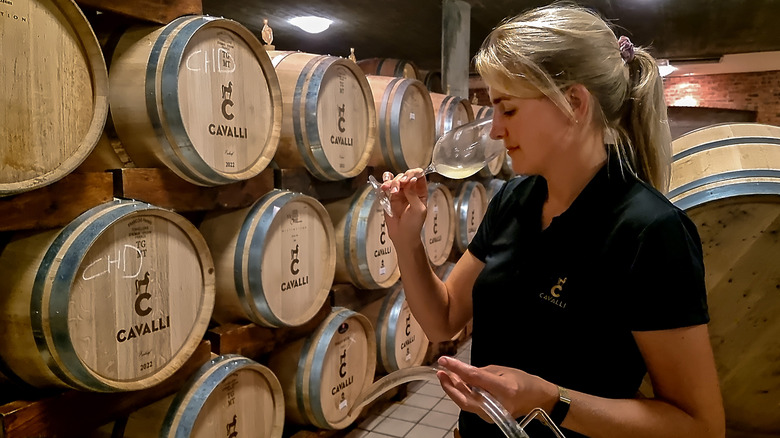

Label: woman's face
[488,86,574,177]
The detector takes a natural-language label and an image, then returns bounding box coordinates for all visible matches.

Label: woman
[380,4,725,438]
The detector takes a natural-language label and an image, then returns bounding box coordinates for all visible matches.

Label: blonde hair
[475,3,672,193]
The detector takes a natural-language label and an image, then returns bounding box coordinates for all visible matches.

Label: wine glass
[368,117,505,216]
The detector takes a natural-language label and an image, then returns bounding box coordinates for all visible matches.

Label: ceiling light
[288,16,333,34]
[657,59,677,77]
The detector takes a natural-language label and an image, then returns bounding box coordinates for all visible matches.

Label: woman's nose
[489,117,505,140]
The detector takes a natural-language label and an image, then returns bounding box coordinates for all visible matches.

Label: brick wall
[663,70,780,126]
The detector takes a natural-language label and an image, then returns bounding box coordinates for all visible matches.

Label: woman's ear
[566,84,590,122]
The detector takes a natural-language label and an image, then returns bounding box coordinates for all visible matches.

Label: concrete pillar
[442,0,470,99]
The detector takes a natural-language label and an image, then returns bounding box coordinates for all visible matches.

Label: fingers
[437,370,494,423]
[380,169,425,194]
[438,356,507,398]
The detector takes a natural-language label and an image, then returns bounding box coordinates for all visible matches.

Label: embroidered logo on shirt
[539,277,568,309]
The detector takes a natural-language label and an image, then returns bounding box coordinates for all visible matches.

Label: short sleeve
[467,178,513,262]
[627,209,710,331]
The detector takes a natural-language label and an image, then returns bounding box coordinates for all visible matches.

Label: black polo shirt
[461,156,709,438]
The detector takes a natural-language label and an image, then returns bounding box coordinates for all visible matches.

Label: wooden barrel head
[367,76,435,172]
[423,183,455,267]
[270,307,376,430]
[420,70,444,94]
[161,355,284,438]
[0,200,215,391]
[110,16,282,186]
[429,93,474,140]
[271,52,376,181]
[689,197,780,434]
[357,58,419,80]
[201,190,336,328]
[1,0,108,195]
[378,288,428,372]
[252,191,336,326]
[669,123,780,434]
[177,23,279,176]
[454,181,487,253]
[326,185,400,290]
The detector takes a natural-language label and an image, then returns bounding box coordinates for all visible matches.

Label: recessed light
[288,16,333,34]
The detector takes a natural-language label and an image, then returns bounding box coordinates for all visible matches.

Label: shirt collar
[526,151,633,227]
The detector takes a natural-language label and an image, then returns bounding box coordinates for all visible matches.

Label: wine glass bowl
[369,118,505,216]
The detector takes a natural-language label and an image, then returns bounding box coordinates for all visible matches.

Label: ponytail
[617,49,672,193]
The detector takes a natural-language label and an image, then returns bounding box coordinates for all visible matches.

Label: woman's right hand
[380,169,429,249]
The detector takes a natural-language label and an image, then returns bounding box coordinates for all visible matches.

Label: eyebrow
[491,96,509,105]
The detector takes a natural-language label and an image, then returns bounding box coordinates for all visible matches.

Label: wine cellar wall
[0,1,504,437]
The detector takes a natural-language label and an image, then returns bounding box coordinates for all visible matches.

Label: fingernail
[401,176,408,182]
[391,187,399,194]
[410,177,417,184]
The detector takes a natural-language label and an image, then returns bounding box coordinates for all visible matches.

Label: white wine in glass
[369,118,505,216]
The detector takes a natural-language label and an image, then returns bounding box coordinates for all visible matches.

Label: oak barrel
[269,51,377,181]
[360,285,429,373]
[357,58,420,80]
[669,123,780,435]
[0,200,215,392]
[479,150,506,178]
[324,185,400,290]
[268,307,376,430]
[109,16,282,186]
[472,104,493,121]
[366,75,436,172]
[429,93,474,140]
[423,183,456,267]
[419,69,444,94]
[1,0,109,196]
[199,189,336,328]
[453,181,488,253]
[101,355,284,438]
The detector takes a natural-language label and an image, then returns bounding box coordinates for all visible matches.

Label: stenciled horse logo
[221,81,235,120]
[226,414,238,438]
[134,271,152,316]
[221,81,233,100]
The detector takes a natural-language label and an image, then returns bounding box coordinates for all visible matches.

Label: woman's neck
[542,128,607,216]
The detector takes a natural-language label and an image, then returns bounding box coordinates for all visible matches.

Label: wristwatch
[550,385,571,426]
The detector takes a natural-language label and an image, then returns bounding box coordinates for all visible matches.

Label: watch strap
[550,385,571,426]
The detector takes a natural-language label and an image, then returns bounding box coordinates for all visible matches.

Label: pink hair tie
[618,36,635,63]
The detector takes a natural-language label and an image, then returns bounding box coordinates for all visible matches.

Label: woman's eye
[503,109,516,116]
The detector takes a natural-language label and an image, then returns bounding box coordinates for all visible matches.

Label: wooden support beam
[113,167,275,212]
[205,301,332,359]
[75,0,202,24]
[0,340,212,438]
[274,167,372,203]
[0,172,114,232]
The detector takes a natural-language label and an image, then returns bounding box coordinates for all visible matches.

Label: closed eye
[503,110,516,116]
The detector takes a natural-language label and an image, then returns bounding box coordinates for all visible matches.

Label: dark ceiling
[202,0,780,72]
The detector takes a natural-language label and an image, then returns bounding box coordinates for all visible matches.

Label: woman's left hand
[435,356,556,422]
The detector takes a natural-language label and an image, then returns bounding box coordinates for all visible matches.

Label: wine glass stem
[423,164,436,175]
